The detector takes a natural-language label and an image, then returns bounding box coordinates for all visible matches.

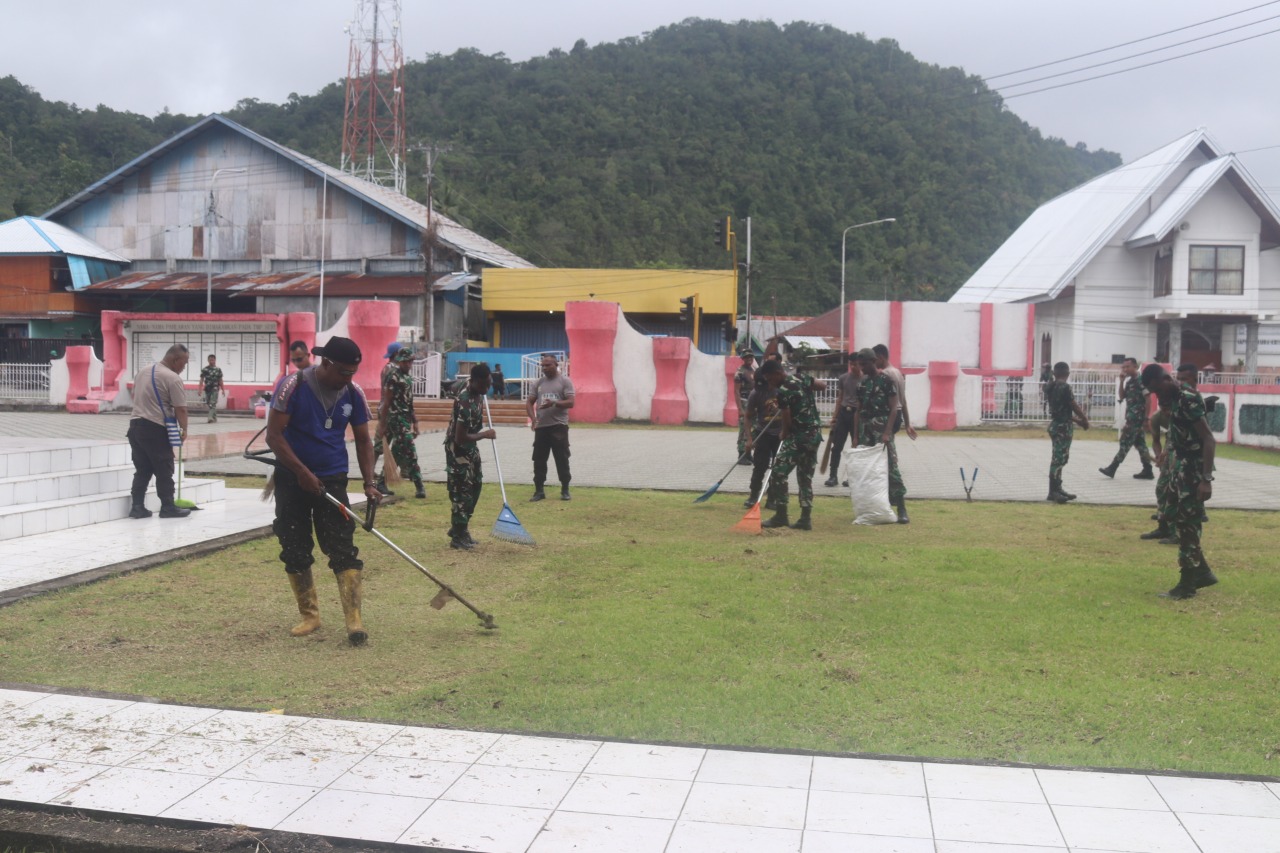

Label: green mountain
[0,19,1120,312]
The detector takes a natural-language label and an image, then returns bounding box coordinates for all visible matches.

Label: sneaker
[128,505,152,519]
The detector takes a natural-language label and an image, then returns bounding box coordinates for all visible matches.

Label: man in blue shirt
[267,336,379,645]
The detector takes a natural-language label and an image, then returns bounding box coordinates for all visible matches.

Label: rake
[694,412,779,503]
[482,396,535,546]
[322,492,497,630]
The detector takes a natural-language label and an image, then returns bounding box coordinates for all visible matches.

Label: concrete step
[0,464,137,508]
[414,399,528,425]
[0,442,131,478]
[0,479,225,541]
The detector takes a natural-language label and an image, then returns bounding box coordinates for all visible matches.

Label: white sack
[842,444,898,525]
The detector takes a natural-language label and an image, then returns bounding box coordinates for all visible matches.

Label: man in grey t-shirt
[526,353,576,501]
[127,343,191,519]
[824,357,863,487]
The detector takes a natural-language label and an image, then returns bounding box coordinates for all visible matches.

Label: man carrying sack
[127,344,192,519]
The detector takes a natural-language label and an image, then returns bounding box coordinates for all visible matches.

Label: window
[1188,245,1244,295]
[1153,245,1172,297]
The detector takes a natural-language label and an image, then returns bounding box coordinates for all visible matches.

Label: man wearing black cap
[267,336,379,645]
[1140,364,1217,599]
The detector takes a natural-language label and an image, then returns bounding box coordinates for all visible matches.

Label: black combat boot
[743,491,759,509]
[1098,462,1118,478]
[1047,479,1069,504]
[450,526,474,550]
[128,504,152,519]
[1194,557,1219,589]
[790,507,812,530]
[895,497,910,524]
[823,475,838,488]
[561,485,571,501]
[1140,524,1171,540]
[530,485,546,502]
[1133,465,1154,480]
[1058,481,1077,501]
[414,481,426,499]
[761,507,790,528]
[1160,566,1198,600]
[375,477,393,497]
[158,503,191,519]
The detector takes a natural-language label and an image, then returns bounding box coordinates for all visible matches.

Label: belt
[841,406,856,411]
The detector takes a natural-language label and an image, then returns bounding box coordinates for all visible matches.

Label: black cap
[313,336,362,365]
[1176,363,1199,374]
[1140,363,1166,388]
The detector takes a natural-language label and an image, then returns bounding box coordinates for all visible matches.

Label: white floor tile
[0,755,107,803]
[806,789,933,838]
[478,733,602,772]
[1053,804,1199,852]
[667,819,802,853]
[0,720,59,755]
[558,773,691,819]
[332,753,471,799]
[161,777,321,828]
[100,702,220,736]
[931,798,1065,847]
[275,716,404,754]
[934,843,1067,853]
[681,781,808,830]
[528,810,674,853]
[52,766,210,815]
[8,693,134,728]
[24,726,166,766]
[1149,774,1280,818]
[181,708,306,744]
[442,763,579,809]
[924,763,1046,803]
[811,757,926,797]
[122,735,267,776]
[804,831,935,853]
[1179,812,1280,853]
[584,741,705,781]
[1036,768,1167,810]
[698,748,812,789]
[222,743,364,786]
[274,787,432,842]
[399,799,550,852]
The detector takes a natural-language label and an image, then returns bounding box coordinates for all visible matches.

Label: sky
[3,0,1279,192]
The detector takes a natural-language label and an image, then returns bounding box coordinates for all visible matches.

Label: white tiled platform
[1,687,1278,852]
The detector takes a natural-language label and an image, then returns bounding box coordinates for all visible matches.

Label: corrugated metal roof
[782,335,833,351]
[949,129,1221,304]
[82,271,425,297]
[42,114,535,270]
[0,216,129,262]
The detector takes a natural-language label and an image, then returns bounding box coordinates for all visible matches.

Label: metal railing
[981,370,1123,425]
[1198,371,1280,386]
[0,363,51,401]
[410,351,443,399]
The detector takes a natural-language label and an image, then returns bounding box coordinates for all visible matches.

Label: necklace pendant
[324,417,333,429]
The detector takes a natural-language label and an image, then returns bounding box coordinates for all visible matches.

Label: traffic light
[679,296,695,321]
[713,217,726,248]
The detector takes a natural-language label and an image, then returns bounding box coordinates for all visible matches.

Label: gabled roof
[0,216,128,262]
[949,129,1222,304]
[1126,156,1280,249]
[43,114,534,270]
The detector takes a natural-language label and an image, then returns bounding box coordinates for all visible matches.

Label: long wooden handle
[819,433,833,475]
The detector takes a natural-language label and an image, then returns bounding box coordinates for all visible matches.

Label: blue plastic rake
[483,396,535,546]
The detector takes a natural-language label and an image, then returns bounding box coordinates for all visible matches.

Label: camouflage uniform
[200,365,222,421]
[373,361,398,473]
[1168,383,1211,583]
[445,388,485,528]
[766,374,821,509]
[382,367,422,488]
[1107,375,1152,471]
[734,361,756,458]
[1151,407,1177,528]
[856,372,906,502]
[1045,381,1076,482]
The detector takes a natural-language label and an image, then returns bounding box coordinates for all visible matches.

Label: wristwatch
[1202,475,1214,482]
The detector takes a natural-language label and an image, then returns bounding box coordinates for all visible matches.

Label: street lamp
[206,167,247,314]
[840,217,896,354]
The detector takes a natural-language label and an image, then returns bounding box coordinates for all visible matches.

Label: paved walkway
[1,412,1278,851]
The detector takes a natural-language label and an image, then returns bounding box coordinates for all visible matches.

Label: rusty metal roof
[83,271,426,297]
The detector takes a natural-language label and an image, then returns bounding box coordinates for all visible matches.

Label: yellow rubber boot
[336,569,367,646]
[286,570,321,637]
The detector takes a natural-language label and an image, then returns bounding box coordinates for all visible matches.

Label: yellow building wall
[482,268,737,315]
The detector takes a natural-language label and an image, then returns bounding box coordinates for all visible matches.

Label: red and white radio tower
[340,0,407,194]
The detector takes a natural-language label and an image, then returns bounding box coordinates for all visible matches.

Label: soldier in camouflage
[758,359,825,530]
[377,347,425,499]
[1100,357,1154,480]
[200,355,223,423]
[445,364,496,550]
[853,349,910,523]
[373,343,402,496]
[1043,362,1090,504]
[734,348,756,464]
[1141,364,1218,599]
[1141,396,1178,544]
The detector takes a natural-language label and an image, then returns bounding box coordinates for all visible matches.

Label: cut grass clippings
[1,486,1278,778]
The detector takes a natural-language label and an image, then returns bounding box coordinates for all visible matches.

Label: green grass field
[2,485,1278,777]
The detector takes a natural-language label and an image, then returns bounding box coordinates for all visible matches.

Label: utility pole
[412,142,447,345]
[743,216,752,352]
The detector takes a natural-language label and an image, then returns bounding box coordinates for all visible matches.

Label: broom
[173,442,201,510]
[481,396,535,546]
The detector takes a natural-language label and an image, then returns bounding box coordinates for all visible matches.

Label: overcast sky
[3,0,1279,192]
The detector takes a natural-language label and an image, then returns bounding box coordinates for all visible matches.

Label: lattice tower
[340,0,407,194]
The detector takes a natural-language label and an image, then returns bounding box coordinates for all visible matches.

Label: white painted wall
[992,304,1030,370]
[902,303,980,366]
[1072,245,1154,363]
[613,307,656,420]
[686,347,727,423]
[955,374,984,427]
[852,301,890,352]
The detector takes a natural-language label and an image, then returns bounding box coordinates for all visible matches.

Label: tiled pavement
[1,412,1278,851]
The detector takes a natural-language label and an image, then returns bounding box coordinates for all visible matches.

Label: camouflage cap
[737,347,754,357]
[393,347,416,363]
[855,347,876,361]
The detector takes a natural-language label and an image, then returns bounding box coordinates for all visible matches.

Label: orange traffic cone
[732,501,762,534]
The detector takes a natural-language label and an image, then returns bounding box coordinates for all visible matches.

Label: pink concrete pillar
[341,301,400,401]
[927,360,959,431]
[651,337,691,425]
[564,301,618,423]
[99,311,126,395]
[723,356,739,426]
[64,346,93,404]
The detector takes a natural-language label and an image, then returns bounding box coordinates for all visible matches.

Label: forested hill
[0,19,1120,311]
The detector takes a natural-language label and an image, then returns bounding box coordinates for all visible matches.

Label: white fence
[981,370,1123,425]
[409,351,443,399]
[0,363,51,401]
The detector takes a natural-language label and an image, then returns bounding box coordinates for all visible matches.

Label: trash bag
[841,444,898,525]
